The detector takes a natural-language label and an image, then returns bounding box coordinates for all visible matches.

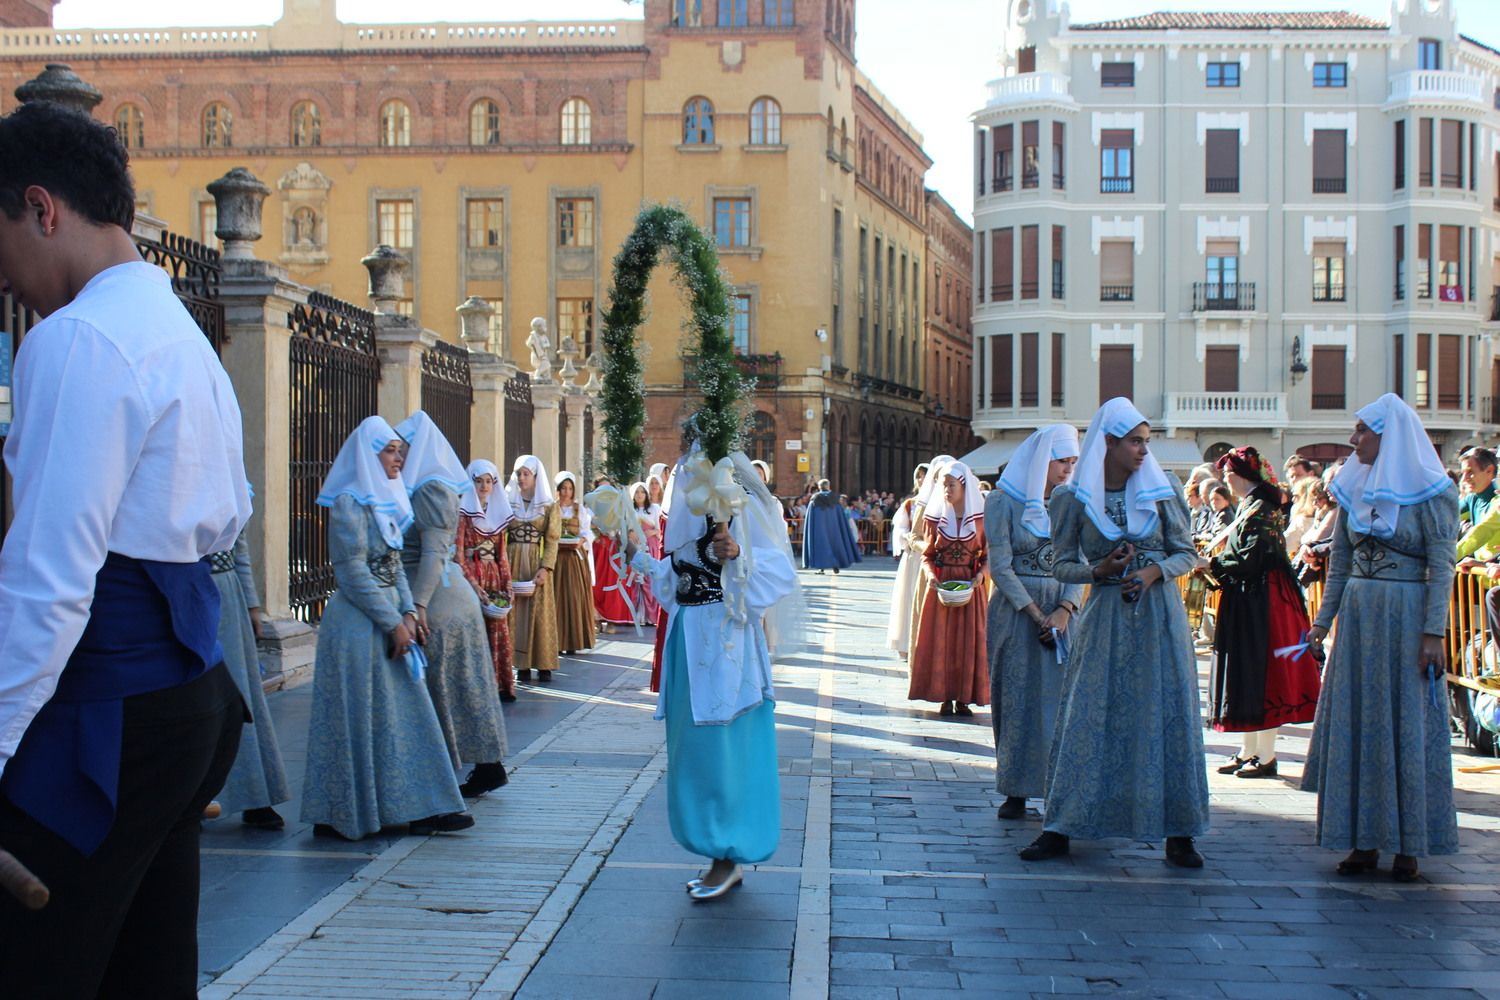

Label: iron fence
[135,231,224,355]
[504,372,534,465]
[288,292,380,624]
[420,339,473,465]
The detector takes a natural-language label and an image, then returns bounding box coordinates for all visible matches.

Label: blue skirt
[663,615,781,864]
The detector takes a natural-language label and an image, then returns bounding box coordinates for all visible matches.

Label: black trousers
[0,663,243,999]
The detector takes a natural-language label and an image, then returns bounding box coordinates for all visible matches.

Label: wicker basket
[511,580,537,598]
[482,602,512,620]
[935,582,974,608]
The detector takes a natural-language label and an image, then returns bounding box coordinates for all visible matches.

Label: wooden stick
[0,849,48,910]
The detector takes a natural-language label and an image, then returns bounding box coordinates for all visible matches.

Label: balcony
[1100,285,1134,302]
[681,351,782,389]
[1164,392,1288,432]
[1101,177,1133,194]
[1312,177,1347,194]
[1205,177,1239,193]
[984,72,1076,109]
[1192,281,1256,312]
[1387,70,1487,108]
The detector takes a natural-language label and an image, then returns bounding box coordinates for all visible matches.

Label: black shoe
[996,796,1026,820]
[242,807,285,830]
[517,669,533,681]
[832,567,840,575]
[312,823,356,841]
[459,762,509,798]
[1165,837,1204,869]
[955,703,973,717]
[539,670,553,683]
[1236,757,1277,779]
[1019,831,1069,861]
[410,812,476,835]
[1216,754,1250,775]
[500,692,518,703]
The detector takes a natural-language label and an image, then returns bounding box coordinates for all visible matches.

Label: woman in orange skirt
[458,460,517,702]
[908,460,990,716]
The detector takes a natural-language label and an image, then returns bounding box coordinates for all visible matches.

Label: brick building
[923,189,981,470]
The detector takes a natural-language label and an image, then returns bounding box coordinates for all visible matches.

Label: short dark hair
[0,101,134,230]
[1461,447,1497,472]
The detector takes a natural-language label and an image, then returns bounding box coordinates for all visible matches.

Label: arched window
[683,97,715,145]
[114,103,144,149]
[826,105,835,153]
[202,102,232,148]
[380,99,411,147]
[749,97,781,145]
[747,411,776,471]
[469,99,500,146]
[840,117,848,159]
[290,100,320,147]
[560,97,592,145]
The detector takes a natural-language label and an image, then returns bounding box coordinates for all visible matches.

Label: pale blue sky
[51,0,1500,221]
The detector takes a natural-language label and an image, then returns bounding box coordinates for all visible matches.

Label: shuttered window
[1020,225,1039,299]
[992,228,1013,300]
[1417,224,1432,299]
[1052,123,1066,189]
[1204,346,1239,392]
[1394,225,1405,301]
[1440,119,1463,188]
[1101,129,1133,193]
[1098,346,1133,403]
[993,124,1013,192]
[1312,130,1347,193]
[1017,45,1037,73]
[1311,346,1346,410]
[975,233,986,303]
[1394,119,1406,189]
[1438,334,1462,409]
[1100,241,1133,300]
[1051,333,1065,406]
[1022,120,1040,188]
[1419,117,1434,186]
[1051,225,1065,298]
[1393,333,1405,398]
[1101,62,1135,87]
[991,334,1013,407]
[1205,129,1239,193]
[1020,332,1039,406]
[1439,224,1462,294]
[1416,333,1432,407]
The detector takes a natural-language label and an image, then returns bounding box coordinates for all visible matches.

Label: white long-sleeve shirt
[0,261,251,778]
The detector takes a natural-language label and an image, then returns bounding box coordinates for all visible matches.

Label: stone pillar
[562,390,590,477]
[209,168,318,684]
[206,167,270,262]
[362,246,430,422]
[530,380,564,473]
[14,63,102,115]
[470,353,519,467]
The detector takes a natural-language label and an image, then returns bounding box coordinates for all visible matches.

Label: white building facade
[970,0,1500,472]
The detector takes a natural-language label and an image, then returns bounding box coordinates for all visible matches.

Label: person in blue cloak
[802,479,862,573]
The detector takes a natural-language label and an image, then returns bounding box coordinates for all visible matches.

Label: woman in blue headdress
[1020,398,1210,868]
[300,416,473,840]
[1304,394,1459,882]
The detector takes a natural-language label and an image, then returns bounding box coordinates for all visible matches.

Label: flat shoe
[1216,755,1250,775]
[539,670,553,683]
[1236,757,1278,779]
[1336,850,1380,876]
[1392,863,1421,883]
[955,703,973,717]
[1019,831,1069,861]
[1165,837,1204,869]
[241,807,285,830]
[939,702,954,716]
[996,796,1026,821]
[689,865,744,901]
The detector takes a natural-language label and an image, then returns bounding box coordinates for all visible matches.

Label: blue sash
[0,553,223,856]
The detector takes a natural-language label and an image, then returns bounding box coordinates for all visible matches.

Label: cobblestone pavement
[202,562,1500,1000]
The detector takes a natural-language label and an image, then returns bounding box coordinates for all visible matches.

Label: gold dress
[508,499,561,672]
[554,507,597,653]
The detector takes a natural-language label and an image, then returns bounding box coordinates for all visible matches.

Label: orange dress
[907,519,990,705]
[457,514,515,700]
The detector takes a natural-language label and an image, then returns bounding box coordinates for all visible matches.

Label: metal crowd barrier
[787,515,890,556]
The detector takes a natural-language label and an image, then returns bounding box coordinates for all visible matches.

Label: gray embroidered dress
[402,482,508,768]
[1042,482,1211,841]
[984,490,1085,800]
[300,496,466,839]
[1301,488,1459,857]
[212,530,290,815]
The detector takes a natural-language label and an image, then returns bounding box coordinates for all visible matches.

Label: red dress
[458,513,515,700]
[650,510,670,692]
[592,533,635,625]
[907,520,990,706]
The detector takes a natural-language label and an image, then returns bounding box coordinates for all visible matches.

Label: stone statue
[527,317,554,381]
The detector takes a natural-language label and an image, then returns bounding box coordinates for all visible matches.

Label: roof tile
[1071,11,1388,32]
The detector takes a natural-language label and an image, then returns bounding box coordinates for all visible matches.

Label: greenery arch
[599,204,746,482]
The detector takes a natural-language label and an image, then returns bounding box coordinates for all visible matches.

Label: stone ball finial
[456,295,495,351]
[205,167,271,260]
[15,64,103,115]
[361,245,410,313]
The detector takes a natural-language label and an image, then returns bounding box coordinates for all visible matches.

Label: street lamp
[1290,335,1308,383]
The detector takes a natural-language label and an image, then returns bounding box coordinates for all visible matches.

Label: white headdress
[554,470,582,507]
[923,459,985,539]
[394,410,469,497]
[460,459,513,534]
[1328,392,1451,539]
[914,454,956,512]
[998,424,1081,538]
[506,454,555,509]
[316,415,413,548]
[1072,397,1176,541]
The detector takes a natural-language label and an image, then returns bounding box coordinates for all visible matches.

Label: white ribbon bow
[681,454,748,525]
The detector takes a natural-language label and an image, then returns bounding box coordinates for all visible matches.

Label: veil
[728,451,809,661]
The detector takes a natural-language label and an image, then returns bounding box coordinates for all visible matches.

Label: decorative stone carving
[278,162,332,266]
[456,296,495,353]
[206,167,271,261]
[556,333,581,387]
[361,245,410,314]
[15,64,102,115]
[526,317,554,382]
[582,350,604,394]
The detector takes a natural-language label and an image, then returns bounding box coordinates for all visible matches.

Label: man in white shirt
[0,101,252,996]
